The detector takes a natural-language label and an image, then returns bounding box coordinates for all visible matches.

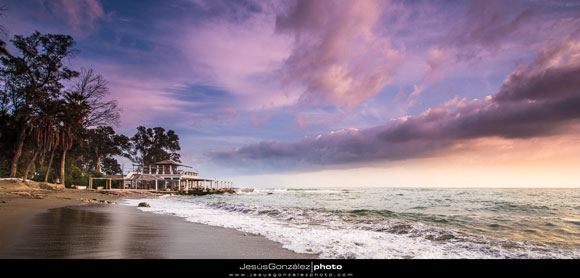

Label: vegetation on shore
[0,15,182,187]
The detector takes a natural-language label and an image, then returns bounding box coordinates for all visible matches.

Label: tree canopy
[0,30,182,186]
[129,126,181,165]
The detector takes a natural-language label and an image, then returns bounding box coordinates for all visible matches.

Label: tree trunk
[9,125,28,178]
[44,147,56,183]
[22,148,39,182]
[38,150,46,166]
[96,155,102,173]
[60,149,67,187]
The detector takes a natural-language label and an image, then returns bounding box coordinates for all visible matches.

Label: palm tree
[43,129,60,183]
[22,100,62,182]
[58,92,89,186]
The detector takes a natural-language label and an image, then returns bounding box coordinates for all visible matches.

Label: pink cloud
[296,114,308,129]
[446,0,537,61]
[223,108,238,117]
[294,111,341,130]
[180,1,405,112]
[276,0,405,109]
[424,48,449,84]
[181,9,301,110]
[249,111,272,126]
[401,48,450,108]
[208,38,580,169]
[47,0,107,35]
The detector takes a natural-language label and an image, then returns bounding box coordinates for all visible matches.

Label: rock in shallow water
[138,202,150,208]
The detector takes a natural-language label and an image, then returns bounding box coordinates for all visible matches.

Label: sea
[124,187,580,259]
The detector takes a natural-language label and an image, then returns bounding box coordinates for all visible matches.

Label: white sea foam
[123,196,579,259]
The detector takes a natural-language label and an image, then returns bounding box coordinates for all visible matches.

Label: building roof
[152,159,193,168]
[155,159,181,165]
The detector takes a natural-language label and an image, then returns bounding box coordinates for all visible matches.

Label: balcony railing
[137,167,198,176]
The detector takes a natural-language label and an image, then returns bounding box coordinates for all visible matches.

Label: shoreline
[0,180,316,259]
[0,181,122,250]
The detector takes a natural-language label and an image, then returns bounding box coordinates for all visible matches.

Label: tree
[0,32,78,177]
[70,68,120,128]
[101,157,122,175]
[58,91,89,186]
[22,100,62,182]
[0,6,10,57]
[129,126,181,165]
[55,67,120,185]
[85,126,130,173]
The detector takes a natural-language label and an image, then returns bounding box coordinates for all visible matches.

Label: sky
[3,0,580,188]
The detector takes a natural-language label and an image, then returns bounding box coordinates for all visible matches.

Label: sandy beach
[0,180,316,259]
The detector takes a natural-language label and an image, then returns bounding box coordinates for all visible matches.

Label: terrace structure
[89,159,234,194]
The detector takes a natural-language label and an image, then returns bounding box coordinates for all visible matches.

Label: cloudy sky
[4,0,580,187]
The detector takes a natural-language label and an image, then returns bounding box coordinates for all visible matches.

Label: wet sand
[0,180,121,250]
[0,202,317,259]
